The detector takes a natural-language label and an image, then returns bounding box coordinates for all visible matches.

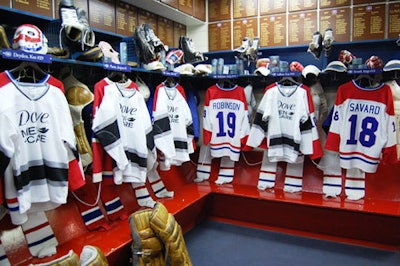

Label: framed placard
[233,0,257,19]
[233,18,257,48]
[320,0,350,9]
[260,0,286,15]
[13,0,52,17]
[320,7,350,42]
[193,0,205,21]
[116,2,137,36]
[208,21,232,51]
[288,0,317,12]
[352,4,385,41]
[209,0,231,22]
[179,0,193,16]
[388,3,400,39]
[353,0,384,5]
[260,14,287,47]
[173,22,186,48]
[161,0,178,9]
[157,17,174,48]
[288,11,317,45]
[0,0,9,7]
[138,9,158,34]
[88,0,116,33]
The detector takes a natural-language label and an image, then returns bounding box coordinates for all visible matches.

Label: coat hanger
[217,78,235,88]
[278,76,299,86]
[107,71,127,83]
[10,61,48,83]
[164,76,177,87]
[354,74,377,88]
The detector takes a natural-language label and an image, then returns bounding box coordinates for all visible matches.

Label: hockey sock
[345,168,365,201]
[323,174,343,198]
[283,160,304,193]
[147,153,174,198]
[195,145,212,182]
[320,151,343,198]
[132,183,156,208]
[215,157,234,185]
[0,239,11,266]
[100,179,128,221]
[258,151,277,190]
[71,183,110,231]
[21,211,58,258]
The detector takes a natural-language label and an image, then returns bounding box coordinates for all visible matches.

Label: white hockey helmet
[302,65,321,78]
[323,61,347,73]
[383,59,400,72]
[12,24,48,54]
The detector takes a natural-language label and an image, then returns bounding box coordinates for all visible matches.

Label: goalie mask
[12,24,48,54]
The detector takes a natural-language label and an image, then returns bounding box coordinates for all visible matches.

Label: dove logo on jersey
[17,110,50,143]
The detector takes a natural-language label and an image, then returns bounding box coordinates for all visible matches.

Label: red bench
[1,151,400,265]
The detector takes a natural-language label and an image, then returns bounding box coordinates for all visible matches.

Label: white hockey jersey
[153,82,194,168]
[325,80,398,173]
[246,82,323,163]
[0,71,84,225]
[92,81,153,184]
[203,83,250,161]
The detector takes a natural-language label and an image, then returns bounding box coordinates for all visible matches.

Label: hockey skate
[307,31,323,59]
[179,36,207,64]
[246,37,259,62]
[143,23,167,54]
[322,28,334,57]
[133,24,156,64]
[397,34,400,47]
[59,0,95,51]
[234,37,250,61]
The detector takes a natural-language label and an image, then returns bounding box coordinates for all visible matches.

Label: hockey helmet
[365,55,383,69]
[290,61,304,72]
[302,65,321,78]
[12,24,48,54]
[383,59,400,72]
[323,61,347,73]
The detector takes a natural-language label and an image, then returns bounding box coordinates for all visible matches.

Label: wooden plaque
[319,7,350,42]
[55,0,88,19]
[288,0,317,12]
[157,16,174,49]
[116,2,137,36]
[320,0,350,8]
[179,0,193,16]
[173,22,186,48]
[88,0,116,33]
[208,0,231,22]
[13,0,53,18]
[260,14,287,47]
[388,3,400,39]
[288,11,317,45]
[352,4,385,41]
[208,21,232,51]
[260,0,286,15]
[233,18,258,48]
[193,0,206,21]
[233,0,257,18]
[161,0,178,9]
[138,9,158,35]
[0,0,10,7]
[353,0,384,5]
